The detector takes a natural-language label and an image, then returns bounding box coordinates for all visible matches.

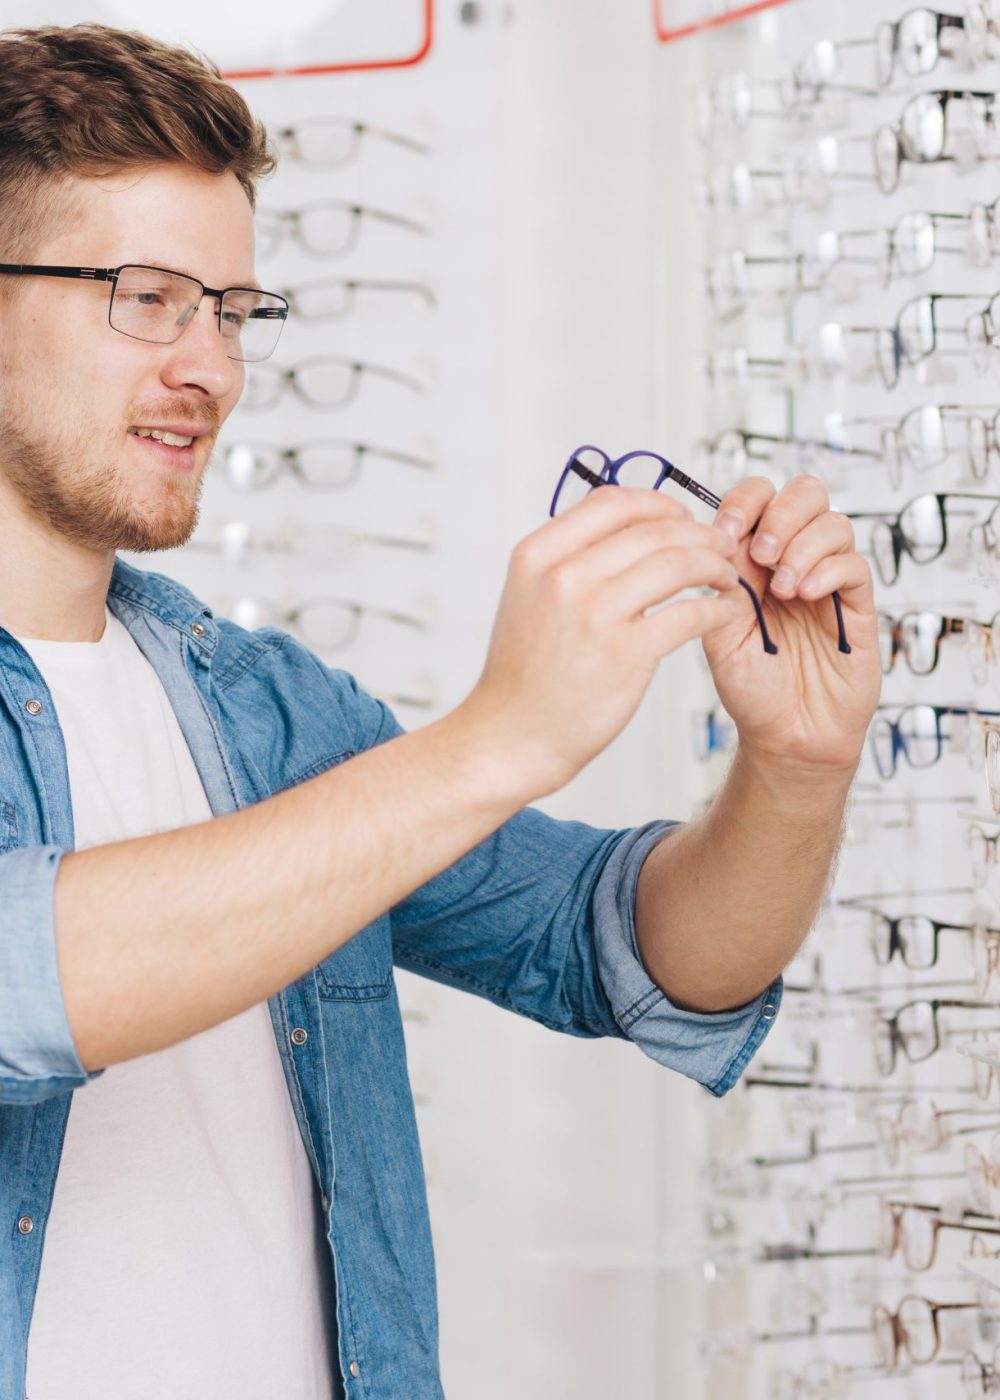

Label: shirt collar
[108,554,217,653]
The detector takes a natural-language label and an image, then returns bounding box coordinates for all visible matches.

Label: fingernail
[751,531,780,564]
[716,509,743,542]
[772,565,796,594]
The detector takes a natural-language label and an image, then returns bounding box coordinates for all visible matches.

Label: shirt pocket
[273,750,394,1001]
[315,917,394,1001]
[0,801,17,854]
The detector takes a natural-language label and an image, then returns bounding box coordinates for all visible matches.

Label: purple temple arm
[558,451,852,656]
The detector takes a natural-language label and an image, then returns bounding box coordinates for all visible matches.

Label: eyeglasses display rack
[658,1,1000,1394]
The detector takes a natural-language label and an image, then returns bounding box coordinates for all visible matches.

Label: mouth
[127,425,208,472]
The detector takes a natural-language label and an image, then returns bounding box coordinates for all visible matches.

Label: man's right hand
[456,484,741,801]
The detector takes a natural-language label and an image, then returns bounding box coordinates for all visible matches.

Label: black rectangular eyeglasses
[0,262,289,363]
[550,445,851,656]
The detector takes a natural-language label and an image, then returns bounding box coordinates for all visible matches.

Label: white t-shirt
[20,607,338,1400]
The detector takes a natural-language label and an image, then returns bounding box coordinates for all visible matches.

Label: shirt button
[290,1027,308,1045]
[349,1361,360,1378]
[24,699,42,716]
[761,1004,778,1020]
[321,1194,329,1212]
[17,1216,34,1234]
[191,622,206,637]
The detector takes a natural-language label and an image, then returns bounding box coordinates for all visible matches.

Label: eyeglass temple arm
[569,457,849,655]
[671,465,849,654]
[568,460,774,655]
[0,263,114,282]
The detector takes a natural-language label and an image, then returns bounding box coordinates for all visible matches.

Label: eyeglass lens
[110,265,286,363]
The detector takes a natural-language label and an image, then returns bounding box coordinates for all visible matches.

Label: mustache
[126,400,220,433]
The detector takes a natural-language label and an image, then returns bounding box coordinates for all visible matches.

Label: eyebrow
[135,258,261,290]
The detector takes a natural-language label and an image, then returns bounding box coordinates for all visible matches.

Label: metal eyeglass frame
[0,262,288,362]
[550,446,851,656]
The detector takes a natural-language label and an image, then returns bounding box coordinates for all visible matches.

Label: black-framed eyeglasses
[838,887,996,970]
[0,262,288,363]
[549,446,851,656]
[875,999,1000,1075]
[849,491,1000,585]
[869,291,985,389]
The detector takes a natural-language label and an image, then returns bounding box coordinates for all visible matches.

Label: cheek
[222,364,246,417]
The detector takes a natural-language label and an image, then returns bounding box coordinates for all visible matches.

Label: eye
[121,290,165,307]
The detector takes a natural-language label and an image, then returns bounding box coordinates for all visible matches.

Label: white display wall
[664,0,1000,1394]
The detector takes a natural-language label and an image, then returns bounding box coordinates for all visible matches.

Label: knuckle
[510,536,538,573]
[546,559,582,603]
[739,475,778,500]
[793,472,828,494]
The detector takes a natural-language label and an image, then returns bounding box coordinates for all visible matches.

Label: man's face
[0,164,254,553]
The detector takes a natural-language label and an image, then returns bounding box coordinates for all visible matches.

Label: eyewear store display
[695,0,1000,1395]
[145,101,440,720]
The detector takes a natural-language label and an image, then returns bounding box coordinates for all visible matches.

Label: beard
[0,390,216,553]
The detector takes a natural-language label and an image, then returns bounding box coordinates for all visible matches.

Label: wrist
[437,696,552,812]
[730,742,860,809]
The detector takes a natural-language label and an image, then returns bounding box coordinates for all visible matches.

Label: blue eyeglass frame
[550,445,852,657]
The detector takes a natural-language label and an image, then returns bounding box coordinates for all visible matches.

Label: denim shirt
[0,556,781,1399]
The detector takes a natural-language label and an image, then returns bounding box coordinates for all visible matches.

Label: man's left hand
[703,474,882,777]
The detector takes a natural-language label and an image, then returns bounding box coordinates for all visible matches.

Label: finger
[711,473,829,565]
[714,476,778,545]
[599,546,740,623]
[525,485,693,570]
[747,475,832,568]
[767,512,857,600]
[579,517,737,581]
[635,594,739,658]
[797,553,877,617]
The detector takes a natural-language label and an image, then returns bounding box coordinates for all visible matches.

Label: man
[0,21,881,1400]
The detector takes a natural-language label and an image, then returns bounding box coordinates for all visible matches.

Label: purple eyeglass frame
[550,447,851,656]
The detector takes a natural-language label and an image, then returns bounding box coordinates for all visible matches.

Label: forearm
[56,703,530,1073]
[634,749,854,1013]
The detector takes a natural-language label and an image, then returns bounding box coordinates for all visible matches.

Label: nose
[158,295,242,402]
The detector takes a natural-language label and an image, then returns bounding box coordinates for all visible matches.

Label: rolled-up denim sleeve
[593,819,782,1097]
[0,844,106,1104]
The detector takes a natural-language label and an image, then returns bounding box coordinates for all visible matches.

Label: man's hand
[705,474,881,777]
[461,485,740,799]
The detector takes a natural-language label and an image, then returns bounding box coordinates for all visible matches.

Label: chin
[116,502,200,554]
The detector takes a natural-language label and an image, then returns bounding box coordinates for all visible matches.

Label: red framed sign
[223,0,434,80]
[653,0,796,44]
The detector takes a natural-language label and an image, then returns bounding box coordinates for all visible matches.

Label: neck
[0,482,113,642]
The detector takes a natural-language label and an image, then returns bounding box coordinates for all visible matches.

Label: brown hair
[0,22,276,262]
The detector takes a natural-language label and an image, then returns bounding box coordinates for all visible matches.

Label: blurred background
[18,0,1000,1393]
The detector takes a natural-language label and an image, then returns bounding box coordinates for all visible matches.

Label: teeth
[131,428,195,447]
